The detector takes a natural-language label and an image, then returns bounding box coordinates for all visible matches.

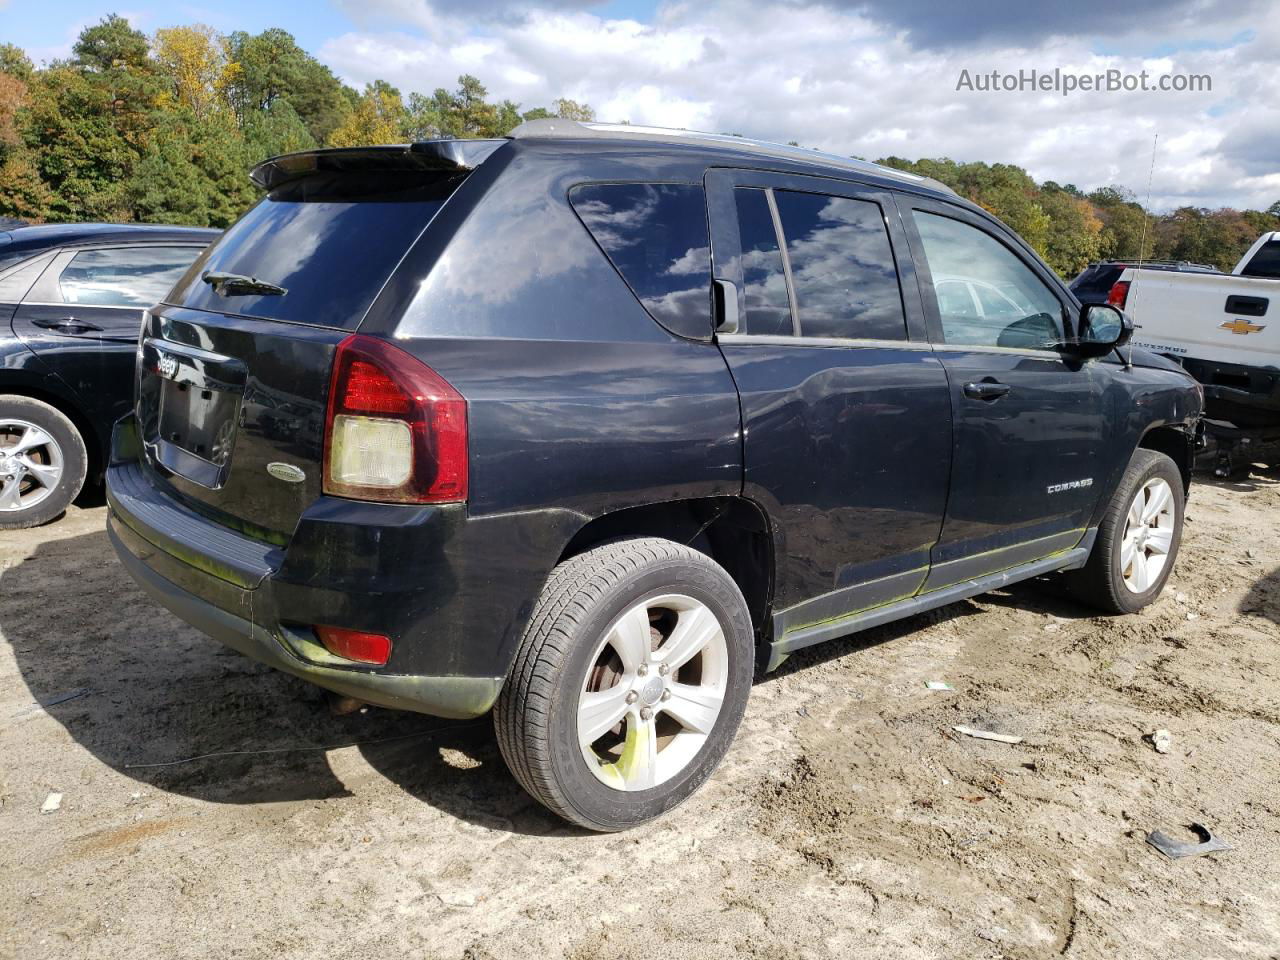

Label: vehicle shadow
[1240,564,1280,626]
[0,528,562,835]
[970,578,1102,620]
[762,596,989,681]
[1195,460,1280,494]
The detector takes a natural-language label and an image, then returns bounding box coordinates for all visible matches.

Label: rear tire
[495,538,754,831]
[0,396,88,530]
[1064,449,1183,614]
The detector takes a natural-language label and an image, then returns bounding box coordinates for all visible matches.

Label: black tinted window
[1242,240,1280,279]
[570,183,711,338]
[170,172,460,328]
[57,246,198,307]
[1070,264,1122,295]
[733,188,792,336]
[773,191,906,340]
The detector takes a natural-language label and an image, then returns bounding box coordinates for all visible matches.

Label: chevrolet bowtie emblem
[1220,319,1265,335]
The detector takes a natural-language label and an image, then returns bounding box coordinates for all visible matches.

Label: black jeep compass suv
[107,119,1202,831]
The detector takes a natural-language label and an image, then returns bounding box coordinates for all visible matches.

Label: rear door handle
[32,317,104,334]
[713,278,739,334]
[963,380,1011,401]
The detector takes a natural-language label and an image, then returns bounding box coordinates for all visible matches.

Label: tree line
[1,14,1276,278]
[0,15,594,229]
[877,157,1280,277]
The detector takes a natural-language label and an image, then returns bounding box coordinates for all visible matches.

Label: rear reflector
[316,625,392,666]
[1107,280,1130,309]
[323,334,467,503]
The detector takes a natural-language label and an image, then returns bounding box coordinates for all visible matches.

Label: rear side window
[773,191,907,341]
[733,188,793,336]
[57,247,197,307]
[1242,240,1280,279]
[570,182,712,339]
[170,172,461,328]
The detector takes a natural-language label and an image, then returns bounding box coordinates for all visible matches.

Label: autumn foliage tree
[878,156,1279,276]
[0,12,1272,270]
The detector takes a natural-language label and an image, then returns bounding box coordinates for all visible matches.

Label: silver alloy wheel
[0,418,64,514]
[1120,476,1176,593]
[578,593,729,791]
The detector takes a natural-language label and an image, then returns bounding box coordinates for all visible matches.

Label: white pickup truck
[1113,232,1280,434]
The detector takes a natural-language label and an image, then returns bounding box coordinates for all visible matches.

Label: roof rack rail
[506,117,955,194]
[1100,258,1213,266]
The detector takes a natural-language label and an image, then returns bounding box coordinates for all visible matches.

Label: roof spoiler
[250,139,507,191]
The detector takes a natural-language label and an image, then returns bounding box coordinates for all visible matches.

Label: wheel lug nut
[658,663,669,676]
[660,689,671,702]
[639,707,653,721]
[637,663,648,676]
[625,691,638,704]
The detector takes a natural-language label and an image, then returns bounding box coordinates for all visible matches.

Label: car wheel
[494,537,754,831]
[0,396,89,530]
[1065,449,1183,615]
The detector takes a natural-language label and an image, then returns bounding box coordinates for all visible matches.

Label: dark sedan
[0,222,219,527]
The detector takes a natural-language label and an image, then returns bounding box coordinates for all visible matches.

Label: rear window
[569,182,712,339]
[1242,240,1280,279]
[169,172,462,328]
[1070,264,1122,294]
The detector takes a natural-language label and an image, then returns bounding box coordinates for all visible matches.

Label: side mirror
[1065,303,1133,358]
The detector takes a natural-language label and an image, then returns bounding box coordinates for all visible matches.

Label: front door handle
[31,317,103,334]
[963,380,1011,401]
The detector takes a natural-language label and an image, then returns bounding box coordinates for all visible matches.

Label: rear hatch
[136,142,500,544]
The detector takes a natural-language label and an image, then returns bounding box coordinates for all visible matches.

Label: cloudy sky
[5,0,1279,210]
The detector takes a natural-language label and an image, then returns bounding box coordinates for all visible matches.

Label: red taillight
[315,625,392,666]
[1107,280,1130,309]
[323,334,468,504]
[343,360,412,415]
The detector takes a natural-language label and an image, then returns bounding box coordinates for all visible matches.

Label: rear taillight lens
[315,625,392,666]
[1107,280,1130,309]
[323,334,467,503]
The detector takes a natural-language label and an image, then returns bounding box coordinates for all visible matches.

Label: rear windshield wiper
[202,270,287,297]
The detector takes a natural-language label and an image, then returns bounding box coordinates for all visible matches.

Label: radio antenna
[1125,131,1159,370]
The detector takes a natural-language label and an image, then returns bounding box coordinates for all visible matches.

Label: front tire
[495,538,754,831]
[0,396,88,530]
[1066,449,1184,614]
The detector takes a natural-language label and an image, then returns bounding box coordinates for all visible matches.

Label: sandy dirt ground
[2,472,1279,960]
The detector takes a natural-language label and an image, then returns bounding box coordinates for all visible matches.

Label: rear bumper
[105,416,504,719]
[1180,356,1280,424]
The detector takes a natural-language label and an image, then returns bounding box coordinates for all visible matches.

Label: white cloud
[318,0,1280,210]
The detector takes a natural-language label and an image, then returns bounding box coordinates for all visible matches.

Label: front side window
[570,182,712,338]
[733,188,792,336]
[774,191,907,341]
[913,211,1064,349]
[57,246,199,307]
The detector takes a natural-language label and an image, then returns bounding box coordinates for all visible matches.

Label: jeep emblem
[266,462,306,483]
[157,353,178,379]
